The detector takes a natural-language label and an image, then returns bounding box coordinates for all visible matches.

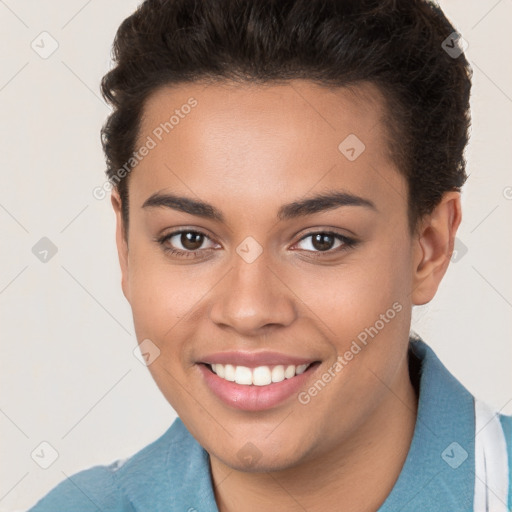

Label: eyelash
[155,229,358,260]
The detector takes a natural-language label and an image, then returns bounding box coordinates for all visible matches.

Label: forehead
[131,79,405,217]
[138,79,388,152]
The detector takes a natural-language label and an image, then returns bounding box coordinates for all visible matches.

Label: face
[112,80,445,473]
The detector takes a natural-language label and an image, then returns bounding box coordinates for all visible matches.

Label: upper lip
[199,351,319,368]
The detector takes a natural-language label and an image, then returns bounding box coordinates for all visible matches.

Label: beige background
[0,0,511,509]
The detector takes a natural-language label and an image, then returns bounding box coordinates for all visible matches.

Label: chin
[209,436,313,474]
[224,452,304,473]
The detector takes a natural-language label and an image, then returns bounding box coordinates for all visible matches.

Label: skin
[111,79,461,511]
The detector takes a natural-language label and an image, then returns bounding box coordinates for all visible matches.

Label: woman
[29,0,511,510]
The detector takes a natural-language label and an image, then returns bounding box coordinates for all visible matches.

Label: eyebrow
[142,190,377,222]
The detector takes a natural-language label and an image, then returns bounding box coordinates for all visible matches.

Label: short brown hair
[100,0,472,234]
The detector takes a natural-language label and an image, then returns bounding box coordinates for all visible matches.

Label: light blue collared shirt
[27,336,512,511]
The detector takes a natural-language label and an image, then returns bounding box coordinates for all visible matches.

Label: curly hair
[100,0,472,234]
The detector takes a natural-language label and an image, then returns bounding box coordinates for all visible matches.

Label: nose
[209,251,297,336]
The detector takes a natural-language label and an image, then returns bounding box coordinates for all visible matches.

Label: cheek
[125,252,206,412]
[291,242,411,339]
[126,242,208,337]
[290,233,413,396]
[290,250,412,439]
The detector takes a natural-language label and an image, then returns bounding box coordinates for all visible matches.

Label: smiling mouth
[202,361,321,386]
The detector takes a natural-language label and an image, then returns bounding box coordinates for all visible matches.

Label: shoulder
[27,418,190,511]
[26,463,131,512]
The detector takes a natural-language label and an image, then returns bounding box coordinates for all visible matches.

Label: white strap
[473,399,509,512]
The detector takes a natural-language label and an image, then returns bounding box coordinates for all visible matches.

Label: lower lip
[197,362,320,411]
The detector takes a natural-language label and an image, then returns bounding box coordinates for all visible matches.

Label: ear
[111,188,131,302]
[411,191,462,305]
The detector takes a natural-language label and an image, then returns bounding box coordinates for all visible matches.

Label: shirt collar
[118,336,476,511]
[378,336,475,511]
[115,417,218,510]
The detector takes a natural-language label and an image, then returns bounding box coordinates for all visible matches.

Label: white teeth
[296,364,309,375]
[224,364,236,382]
[253,366,272,386]
[284,365,296,379]
[271,365,285,383]
[209,362,312,386]
[234,365,253,385]
[215,363,225,378]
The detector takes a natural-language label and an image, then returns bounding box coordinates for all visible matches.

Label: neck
[209,354,418,512]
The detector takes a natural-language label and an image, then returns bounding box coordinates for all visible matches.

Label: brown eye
[156,229,218,258]
[294,231,358,257]
[311,233,336,251]
[179,231,204,251]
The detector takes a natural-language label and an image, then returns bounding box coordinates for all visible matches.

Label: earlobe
[411,191,462,305]
[111,189,130,302]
